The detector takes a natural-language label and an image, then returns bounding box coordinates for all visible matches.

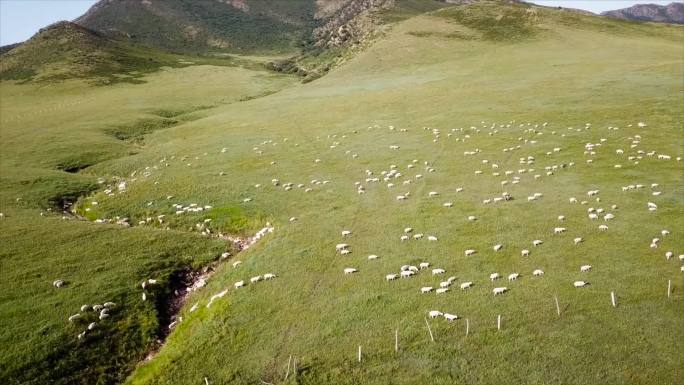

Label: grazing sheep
[493,244,503,252]
[343,268,357,275]
[574,281,589,287]
[465,249,476,256]
[264,273,277,280]
[400,235,409,241]
[336,243,349,251]
[421,287,434,293]
[580,265,592,272]
[80,305,91,312]
[68,314,81,322]
[439,281,451,288]
[662,229,670,236]
[558,215,566,221]
[444,313,458,321]
[436,288,449,294]
[447,276,457,283]
[460,281,473,289]
[419,262,430,269]
[404,227,413,233]
[432,268,446,275]
[521,249,530,257]
[428,310,443,318]
[400,270,415,278]
[554,227,566,234]
[508,273,519,281]
[87,322,96,331]
[408,266,419,272]
[428,235,438,242]
[414,233,424,240]
[53,279,65,288]
[367,255,379,261]
[341,230,352,237]
[492,287,508,295]
[533,240,543,246]
[599,225,608,231]
[603,213,614,221]
[340,249,351,255]
[490,273,500,281]
[386,274,398,281]
[234,280,245,289]
[468,215,477,221]
[533,269,544,276]
[574,237,583,245]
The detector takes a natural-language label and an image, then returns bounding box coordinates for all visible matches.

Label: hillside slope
[0,21,217,84]
[75,0,317,54]
[602,2,684,24]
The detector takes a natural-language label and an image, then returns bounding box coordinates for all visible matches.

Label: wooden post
[668,280,672,298]
[358,345,362,362]
[554,295,561,317]
[424,317,435,342]
[284,355,292,379]
[497,315,501,331]
[395,329,398,353]
[611,291,617,308]
[465,318,470,337]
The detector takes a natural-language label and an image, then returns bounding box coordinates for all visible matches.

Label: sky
[0,0,679,46]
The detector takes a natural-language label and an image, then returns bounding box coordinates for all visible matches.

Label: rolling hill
[0,21,231,84]
[0,1,682,385]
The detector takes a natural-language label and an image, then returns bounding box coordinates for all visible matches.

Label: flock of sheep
[58,118,681,342]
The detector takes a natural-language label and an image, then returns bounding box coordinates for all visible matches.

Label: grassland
[1,2,683,385]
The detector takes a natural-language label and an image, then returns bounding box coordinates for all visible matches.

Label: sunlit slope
[108,5,684,385]
[0,64,297,385]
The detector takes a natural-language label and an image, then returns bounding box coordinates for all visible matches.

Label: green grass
[1,1,683,384]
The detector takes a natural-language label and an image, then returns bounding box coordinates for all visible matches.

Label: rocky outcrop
[602,2,684,24]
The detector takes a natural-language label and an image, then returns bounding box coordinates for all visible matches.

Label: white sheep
[400,235,409,241]
[404,227,413,233]
[598,225,608,231]
[336,243,349,251]
[250,276,263,283]
[533,269,544,276]
[439,281,451,288]
[574,281,588,287]
[368,254,378,260]
[428,310,443,318]
[68,314,81,322]
[432,268,446,275]
[421,287,434,293]
[444,313,458,321]
[460,281,473,289]
[344,268,357,275]
[493,244,503,252]
[386,274,398,281]
[573,237,583,245]
[580,265,592,272]
[428,235,438,242]
[53,279,65,288]
[603,213,614,221]
[490,273,500,281]
[264,273,277,280]
[400,270,415,278]
[533,240,543,246]
[341,230,352,237]
[234,280,245,288]
[340,249,351,255]
[554,227,566,234]
[508,273,519,281]
[465,249,476,256]
[436,288,449,294]
[414,233,424,240]
[492,287,508,295]
[521,249,530,257]
[233,261,243,268]
[558,215,566,221]
[419,262,430,269]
